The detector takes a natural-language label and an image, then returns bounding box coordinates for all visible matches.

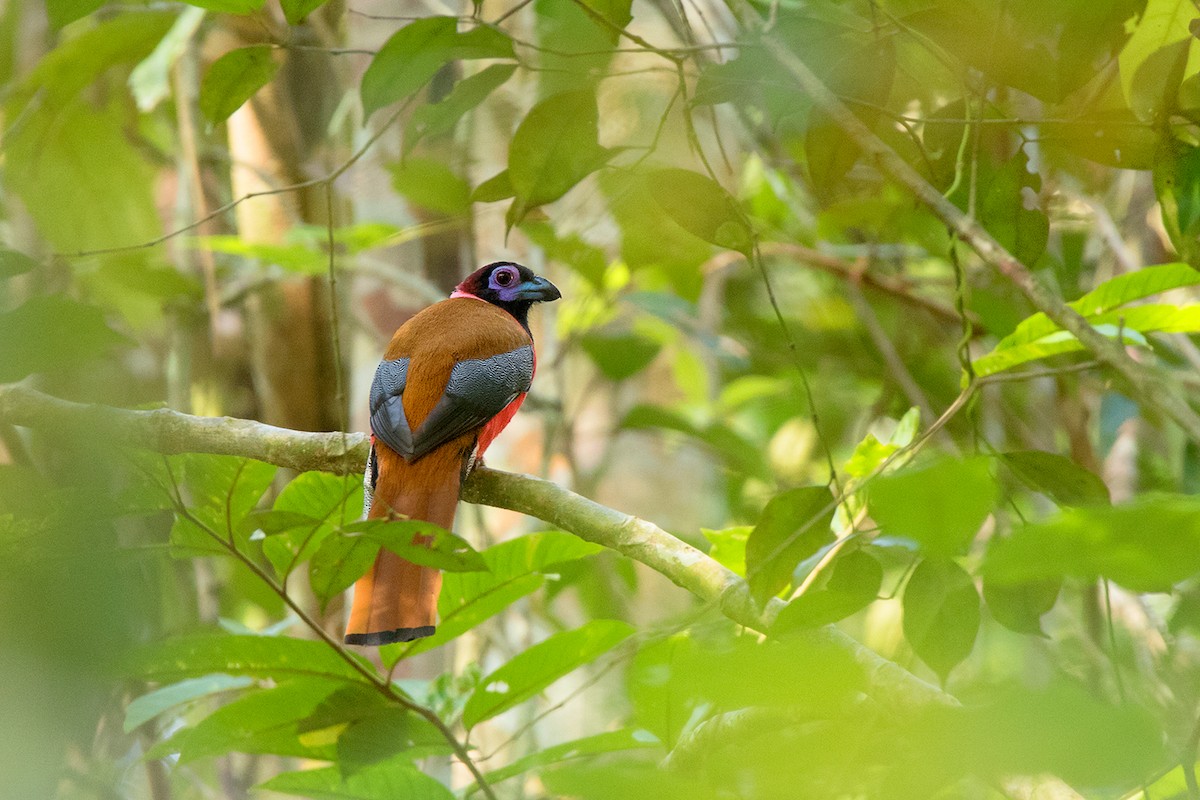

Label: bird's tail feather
[345,446,461,646]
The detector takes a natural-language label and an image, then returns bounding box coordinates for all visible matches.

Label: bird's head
[452,261,561,329]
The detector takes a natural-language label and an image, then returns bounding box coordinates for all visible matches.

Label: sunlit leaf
[199,46,279,125]
[702,526,751,576]
[745,486,836,604]
[902,558,980,682]
[462,619,634,728]
[1119,0,1195,120]
[771,548,882,633]
[45,0,105,28]
[471,169,515,202]
[261,471,360,577]
[543,762,721,800]
[361,17,513,116]
[869,457,998,557]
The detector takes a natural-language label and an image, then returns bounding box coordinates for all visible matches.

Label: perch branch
[0,382,947,714]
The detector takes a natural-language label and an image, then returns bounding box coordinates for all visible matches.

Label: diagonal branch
[760,37,1200,443]
[0,382,947,714]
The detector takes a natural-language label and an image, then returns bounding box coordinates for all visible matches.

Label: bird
[345,261,561,646]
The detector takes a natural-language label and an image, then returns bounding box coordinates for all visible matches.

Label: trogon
[345,262,561,646]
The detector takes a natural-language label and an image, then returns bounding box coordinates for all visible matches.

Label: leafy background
[3,0,1200,798]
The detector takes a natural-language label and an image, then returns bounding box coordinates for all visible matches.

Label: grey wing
[407,345,534,461]
[368,357,415,459]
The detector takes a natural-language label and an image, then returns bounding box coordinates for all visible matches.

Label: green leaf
[280,0,326,24]
[334,707,452,774]
[195,234,327,274]
[129,633,372,684]
[902,559,980,682]
[169,455,276,557]
[7,98,161,252]
[481,728,658,787]
[163,678,350,763]
[0,296,129,382]
[386,532,602,662]
[344,519,488,572]
[978,149,1049,267]
[508,89,611,212]
[543,763,721,800]
[648,168,752,254]
[983,577,1061,636]
[983,495,1200,592]
[124,674,254,732]
[129,6,207,112]
[259,755,454,800]
[1000,451,1110,506]
[199,46,280,125]
[0,248,36,278]
[701,526,751,576]
[389,158,471,216]
[1119,0,1195,120]
[405,63,516,156]
[771,549,883,633]
[1156,146,1200,262]
[462,619,634,728]
[745,486,836,604]
[579,330,661,380]
[360,17,513,117]
[261,471,360,577]
[309,532,380,612]
[869,457,998,557]
[471,169,515,203]
[45,0,105,28]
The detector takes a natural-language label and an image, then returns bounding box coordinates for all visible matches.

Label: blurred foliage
[4,0,1200,798]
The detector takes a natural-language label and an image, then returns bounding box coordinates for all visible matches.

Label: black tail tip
[344,626,436,646]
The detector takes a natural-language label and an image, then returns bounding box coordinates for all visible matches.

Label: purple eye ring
[494,268,516,286]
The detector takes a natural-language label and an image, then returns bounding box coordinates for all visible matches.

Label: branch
[760,37,1200,443]
[0,382,948,715]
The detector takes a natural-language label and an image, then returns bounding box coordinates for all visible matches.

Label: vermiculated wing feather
[369,358,414,459]
[408,345,534,461]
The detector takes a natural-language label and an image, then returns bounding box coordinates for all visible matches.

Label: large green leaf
[160,678,352,763]
[385,531,602,663]
[308,532,380,611]
[280,0,327,24]
[649,168,753,254]
[360,17,513,117]
[869,457,998,557]
[169,454,277,557]
[259,754,454,800]
[129,633,372,684]
[983,495,1200,592]
[579,330,661,380]
[745,486,836,604]
[199,46,280,125]
[0,296,130,382]
[770,548,883,633]
[390,158,472,216]
[902,559,980,682]
[508,89,611,212]
[1119,0,1195,120]
[124,674,254,732]
[404,63,516,156]
[261,471,360,577]
[462,619,634,728]
[983,576,1061,637]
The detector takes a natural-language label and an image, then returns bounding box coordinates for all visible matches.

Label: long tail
[344,444,462,645]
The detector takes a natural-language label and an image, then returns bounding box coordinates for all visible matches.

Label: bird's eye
[495,269,515,286]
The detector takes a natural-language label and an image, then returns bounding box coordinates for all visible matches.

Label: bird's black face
[454,261,561,330]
